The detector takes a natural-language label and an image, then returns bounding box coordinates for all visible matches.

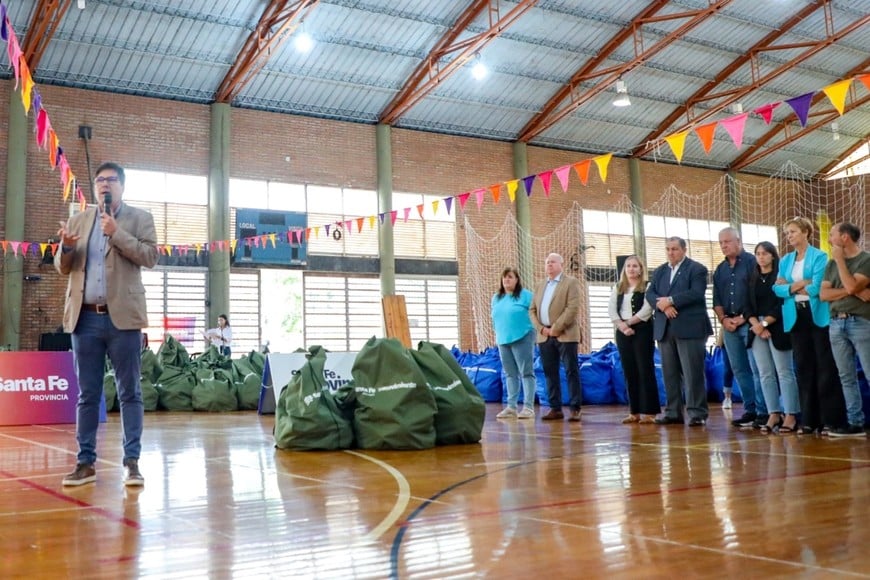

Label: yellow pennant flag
[230,239,238,253]
[506,179,519,202]
[164,245,173,255]
[20,56,35,114]
[821,78,852,115]
[368,215,376,229]
[664,131,689,164]
[593,153,612,183]
[817,210,832,256]
[431,199,440,215]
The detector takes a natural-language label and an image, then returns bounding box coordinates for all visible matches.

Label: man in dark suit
[56,162,159,486]
[646,237,712,426]
[529,253,583,421]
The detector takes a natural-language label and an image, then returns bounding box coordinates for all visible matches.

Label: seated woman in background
[492,267,537,419]
[746,242,799,434]
[202,314,233,357]
[609,255,659,424]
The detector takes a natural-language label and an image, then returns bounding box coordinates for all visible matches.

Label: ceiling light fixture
[613,78,631,107]
[831,121,840,141]
[294,24,314,53]
[731,102,743,114]
[77,0,85,8]
[471,54,487,81]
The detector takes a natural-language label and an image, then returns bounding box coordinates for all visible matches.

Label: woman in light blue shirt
[492,267,536,419]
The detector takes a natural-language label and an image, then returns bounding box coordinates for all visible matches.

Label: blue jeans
[751,336,799,415]
[71,311,144,465]
[829,316,870,426]
[498,330,536,408]
[723,324,766,415]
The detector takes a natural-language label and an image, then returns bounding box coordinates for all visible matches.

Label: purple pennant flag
[1,6,7,41]
[378,212,385,224]
[444,196,453,214]
[784,91,815,127]
[32,88,41,115]
[522,175,536,197]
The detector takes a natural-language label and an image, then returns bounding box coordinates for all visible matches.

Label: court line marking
[343,450,411,543]
[0,432,123,467]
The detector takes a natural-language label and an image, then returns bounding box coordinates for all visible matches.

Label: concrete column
[628,158,646,261]
[207,103,231,324]
[2,88,27,349]
[726,169,742,235]
[513,142,534,284]
[376,123,395,296]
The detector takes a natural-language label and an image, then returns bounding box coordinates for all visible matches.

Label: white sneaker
[496,407,518,419]
[517,407,535,419]
[722,398,732,409]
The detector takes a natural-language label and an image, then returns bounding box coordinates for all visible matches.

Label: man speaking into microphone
[55,162,158,487]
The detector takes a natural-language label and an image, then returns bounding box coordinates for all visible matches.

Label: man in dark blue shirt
[713,227,767,427]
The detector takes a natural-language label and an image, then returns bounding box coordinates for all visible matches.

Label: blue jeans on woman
[829,316,870,427]
[751,337,799,415]
[498,330,536,409]
[71,311,144,465]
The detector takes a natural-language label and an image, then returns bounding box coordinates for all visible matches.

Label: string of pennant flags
[1,0,868,261]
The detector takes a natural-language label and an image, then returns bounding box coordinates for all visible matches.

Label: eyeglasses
[95,176,120,184]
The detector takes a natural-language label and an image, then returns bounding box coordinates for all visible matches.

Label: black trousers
[539,336,582,410]
[790,306,847,429]
[615,321,660,415]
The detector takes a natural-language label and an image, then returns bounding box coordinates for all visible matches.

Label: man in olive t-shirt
[820,223,870,437]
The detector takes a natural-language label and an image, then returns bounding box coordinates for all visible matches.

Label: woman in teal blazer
[773,217,847,434]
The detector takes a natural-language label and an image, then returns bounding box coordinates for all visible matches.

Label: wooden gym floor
[1,404,868,579]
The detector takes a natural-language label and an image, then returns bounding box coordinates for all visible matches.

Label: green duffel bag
[411,341,485,445]
[157,335,191,369]
[275,345,354,450]
[192,345,232,371]
[141,379,159,412]
[351,337,437,450]
[103,372,119,412]
[156,366,195,411]
[140,348,163,385]
[192,376,239,412]
[235,372,262,411]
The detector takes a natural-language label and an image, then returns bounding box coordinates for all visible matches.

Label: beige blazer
[55,204,159,332]
[529,275,582,343]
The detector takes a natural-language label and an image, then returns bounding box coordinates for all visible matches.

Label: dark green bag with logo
[351,337,437,450]
[411,341,484,445]
[275,346,354,450]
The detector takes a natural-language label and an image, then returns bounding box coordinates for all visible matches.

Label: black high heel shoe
[760,415,784,434]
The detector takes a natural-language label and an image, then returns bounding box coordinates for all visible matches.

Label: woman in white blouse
[202,314,232,357]
[608,256,660,423]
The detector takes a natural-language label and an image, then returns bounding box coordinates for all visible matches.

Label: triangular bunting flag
[431,199,440,215]
[554,165,571,192]
[474,188,485,209]
[753,102,780,125]
[720,113,749,150]
[416,203,425,218]
[522,175,536,197]
[593,153,612,182]
[538,170,553,197]
[444,197,453,214]
[325,224,331,236]
[821,78,852,115]
[356,217,364,232]
[784,91,815,127]
[489,184,500,204]
[457,192,471,209]
[664,132,689,163]
[506,180,519,202]
[378,212,386,224]
[367,216,376,229]
[403,207,411,222]
[19,57,34,113]
[694,121,717,154]
[268,233,277,248]
[572,160,591,186]
[859,73,870,92]
[390,210,397,226]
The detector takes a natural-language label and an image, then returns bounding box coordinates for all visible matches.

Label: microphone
[103,192,112,216]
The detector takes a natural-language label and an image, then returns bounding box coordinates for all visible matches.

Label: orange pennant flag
[506,179,519,202]
[63,173,74,201]
[694,121,718,154]
[356,217,364,232]
[821,78,852,115]
[489,184,501,204]
[49,130,59,167]
[572,160,591,185]
[859,73,870,92]
[416,204,425,219]
[664,132,689,164]
[593,153,612,183]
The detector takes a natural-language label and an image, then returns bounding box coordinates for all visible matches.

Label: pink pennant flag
[457,192,471,209]
[344,219,352,233]
[784,92,815,127]
[390,210,398,226]
[37,109,49,148]
[10,241,20,256]
[474,188,485,209]
[539,170,553,197]
[403,207,411,222]
[7,25,22,86]
[554,165,571,192]
[21,242,31,256]
[720,113,749,150]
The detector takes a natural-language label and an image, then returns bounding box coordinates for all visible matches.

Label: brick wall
[3,81,793,350]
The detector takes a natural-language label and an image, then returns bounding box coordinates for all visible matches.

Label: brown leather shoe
[568,409,582,422]
[541,409,564,421]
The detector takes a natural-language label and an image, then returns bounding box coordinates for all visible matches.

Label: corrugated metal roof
[2,0,868,176]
